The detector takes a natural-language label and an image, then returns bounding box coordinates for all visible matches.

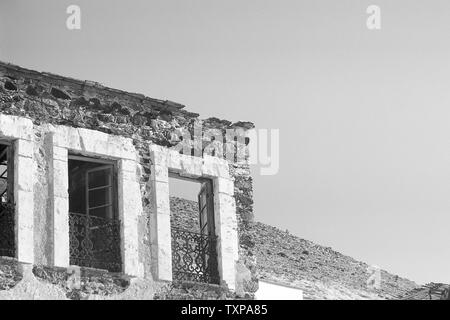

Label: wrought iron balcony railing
[0,203,14,257]
[69,212,122,272]
[171,227,219,285]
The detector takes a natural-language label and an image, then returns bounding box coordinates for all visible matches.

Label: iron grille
[0,203,14,257]
[171,227,219,284]
[69,212,122,272]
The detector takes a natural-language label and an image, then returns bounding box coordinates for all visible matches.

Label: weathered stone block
[214,177,235,196]
[149,212,172,281]
[150,164,168,183]
[202,155,230,178]
[52,146,67,162]
[120,159,137,174]
[167,150,183,172]
[179,156,202,178]
[15,139,33,158]
[52,159,68,198]
[0,115,33,141]
[151,181,170,215]
[15,190,34,264]
[53,196,69,267]
[15,156,33,192]
[149,144,168,166]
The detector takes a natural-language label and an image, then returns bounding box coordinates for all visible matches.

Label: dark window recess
[68,156,121,272]
[0,143,15,257]
[170,176,219,284]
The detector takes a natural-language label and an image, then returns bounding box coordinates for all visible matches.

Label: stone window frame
[149,144,239,290]
[49,125,143,277]
[0,115,34,263]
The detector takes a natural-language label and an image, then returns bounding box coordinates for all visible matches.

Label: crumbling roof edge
[0,60,255,129]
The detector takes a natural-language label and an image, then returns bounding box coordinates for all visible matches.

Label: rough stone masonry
[0,61,257,300]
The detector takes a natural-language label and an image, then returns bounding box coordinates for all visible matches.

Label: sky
[1,0,449,285]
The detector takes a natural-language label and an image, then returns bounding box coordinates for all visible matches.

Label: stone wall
[0,61,257,299]
[0,257,161,300]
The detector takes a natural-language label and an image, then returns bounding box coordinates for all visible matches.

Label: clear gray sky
[1,0,449,285]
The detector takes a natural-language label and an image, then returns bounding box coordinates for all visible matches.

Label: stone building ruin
[0,61,257,299]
